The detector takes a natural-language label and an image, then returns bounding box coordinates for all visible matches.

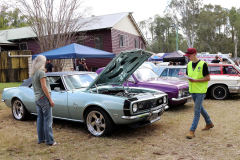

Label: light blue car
[1,49,168,137]
[152,66,187,78]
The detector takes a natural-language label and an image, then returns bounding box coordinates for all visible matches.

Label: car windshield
[234,65,240,73]
[227,59,235,64]
[64,73,97,90]
[134,68,158,81]
[152,67,166,76]
[140,62,156,69]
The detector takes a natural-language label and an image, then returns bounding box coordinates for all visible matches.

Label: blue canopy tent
[148,55,162,61]
[32,43,115,60]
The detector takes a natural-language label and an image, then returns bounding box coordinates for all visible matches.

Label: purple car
[96,67,191,106]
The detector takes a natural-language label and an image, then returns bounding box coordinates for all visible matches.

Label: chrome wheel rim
[214,87,226,99]
[12,100,24,120]
[86,111,106,136]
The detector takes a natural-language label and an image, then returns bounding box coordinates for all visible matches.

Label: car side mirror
[54,87,60,92]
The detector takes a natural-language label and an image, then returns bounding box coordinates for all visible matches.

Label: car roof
[208,63,236,66]
[153,66,187,69]
[46,71,95,76]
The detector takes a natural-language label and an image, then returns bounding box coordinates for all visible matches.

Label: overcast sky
[83,0,239,23]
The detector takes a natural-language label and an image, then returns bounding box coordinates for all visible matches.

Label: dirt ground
[0,93,240,160]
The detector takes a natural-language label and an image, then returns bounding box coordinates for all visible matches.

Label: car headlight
[132,103,138,113]
[178,89,182,98]
[163,96,167,103]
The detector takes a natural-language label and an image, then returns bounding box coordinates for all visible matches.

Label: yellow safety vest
[187,61,208,93]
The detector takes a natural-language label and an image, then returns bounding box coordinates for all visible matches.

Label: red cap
[184,48,197,56]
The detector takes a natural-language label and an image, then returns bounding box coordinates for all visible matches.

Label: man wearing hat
[184,48,214,139]
[78,58,88,71]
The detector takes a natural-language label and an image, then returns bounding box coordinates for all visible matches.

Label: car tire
[211,85,229,100]
[12,98,30,121]
[85,107,115,137]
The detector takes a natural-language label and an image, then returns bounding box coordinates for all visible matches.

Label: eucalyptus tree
[0,5,9,30]
[147,17,155,42]
[196,4,230,54]
[152,14,176,53]
[167,0,203,48]
[7,8,29,28]
[229,7,240,58]
[138,20,148,40]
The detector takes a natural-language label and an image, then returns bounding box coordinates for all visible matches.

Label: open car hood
[87,49,153,90]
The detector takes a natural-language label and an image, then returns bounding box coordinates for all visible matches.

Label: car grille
[138,98,164,111]
[182,88,190,97]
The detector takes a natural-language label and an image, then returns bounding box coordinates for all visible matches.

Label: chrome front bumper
[122,105,168,120]
[172,95,192,102]
[228,86,240,94]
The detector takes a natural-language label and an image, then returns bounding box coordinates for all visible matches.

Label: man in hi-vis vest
[184,48,214,139]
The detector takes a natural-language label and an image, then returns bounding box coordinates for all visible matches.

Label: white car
[153,63,240,100]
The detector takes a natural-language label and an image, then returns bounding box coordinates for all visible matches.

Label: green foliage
[0,6,29,30]
[143,2,240,55]
[196,4,231,54]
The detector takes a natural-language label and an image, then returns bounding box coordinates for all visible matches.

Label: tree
[229,7,240,58]
[167,0,203,48]
[147,17,155,41]
[8,8,29,28]
[0,5,10,30]
[196,4,230,54]
[138,20,148,40]
[16,0,95,71]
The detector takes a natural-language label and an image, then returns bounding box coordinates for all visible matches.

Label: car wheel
[211,85,229,100]
[12,98,29,121]
[85,107,115,137]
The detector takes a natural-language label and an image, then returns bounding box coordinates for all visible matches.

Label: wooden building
[0,12,147,71]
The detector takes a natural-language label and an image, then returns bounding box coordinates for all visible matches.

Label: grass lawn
[0,82,22,93]
[0,83,240,159]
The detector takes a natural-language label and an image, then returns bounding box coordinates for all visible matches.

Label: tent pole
[75,59,77,70]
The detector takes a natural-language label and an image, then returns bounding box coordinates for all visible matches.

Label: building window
[95,34,103,50]
[19,42,27,50]
[76,36,84,45]
[119,35,129,47]
[119,35,124,47]
[135,38,138,48]
[141,43,144,49]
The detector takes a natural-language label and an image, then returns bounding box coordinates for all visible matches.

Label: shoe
[202,123,214,131]
[186,131,195,139]
[38,140,46,144]
[47,142,60,146]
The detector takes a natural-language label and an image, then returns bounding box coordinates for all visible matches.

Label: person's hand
[188,79,197,82]
[49,100,55,107]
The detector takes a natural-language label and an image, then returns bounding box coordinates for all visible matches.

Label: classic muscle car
[97,67,191,106]
[153,63,240,100]
[1,49,168,137]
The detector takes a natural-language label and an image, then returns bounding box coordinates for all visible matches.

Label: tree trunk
[234,30,238,59]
